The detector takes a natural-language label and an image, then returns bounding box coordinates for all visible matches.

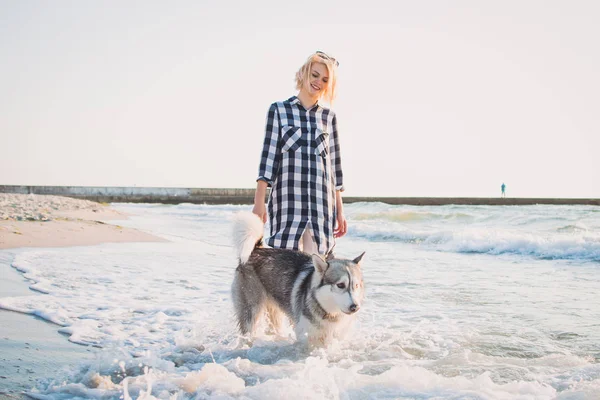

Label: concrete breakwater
[1,185,599,206]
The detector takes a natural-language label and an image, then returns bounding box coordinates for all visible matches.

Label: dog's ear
[312,254,328,275]
[353,252,365,266]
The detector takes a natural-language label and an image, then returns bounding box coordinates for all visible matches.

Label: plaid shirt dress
[257,96,344,254]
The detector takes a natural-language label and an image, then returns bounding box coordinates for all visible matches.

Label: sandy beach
[0,193,165,249]
[0,194,166,398]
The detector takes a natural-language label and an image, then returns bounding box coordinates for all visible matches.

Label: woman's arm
[330,113,347,238]
[253,104,281,223]
[330,114,344,192]
[253,180,268,223]
[257,104,281,185]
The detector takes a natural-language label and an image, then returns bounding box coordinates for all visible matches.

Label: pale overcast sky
[1,0,599,197]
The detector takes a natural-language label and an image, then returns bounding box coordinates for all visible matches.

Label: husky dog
[231,212,365,346]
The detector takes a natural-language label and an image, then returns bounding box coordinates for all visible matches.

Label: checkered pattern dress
[257,96,344,254]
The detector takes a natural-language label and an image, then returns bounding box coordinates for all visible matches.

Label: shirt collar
[289,95,321,111]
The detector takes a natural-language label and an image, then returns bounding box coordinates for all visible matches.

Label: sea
[1,202,599,399]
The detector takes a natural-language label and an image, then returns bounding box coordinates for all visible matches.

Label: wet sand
[0,258,95,398]
[0,194,166,398]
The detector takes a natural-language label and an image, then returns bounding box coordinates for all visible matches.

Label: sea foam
[1,202,598,399]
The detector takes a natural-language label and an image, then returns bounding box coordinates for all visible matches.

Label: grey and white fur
[232,212,365,346]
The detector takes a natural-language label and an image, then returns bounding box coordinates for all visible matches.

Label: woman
[252,51,347,255]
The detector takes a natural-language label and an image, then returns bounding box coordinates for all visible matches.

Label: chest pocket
[315,130,329,157]
[281,126,306,152]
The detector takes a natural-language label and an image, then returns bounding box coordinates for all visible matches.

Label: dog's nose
[349,304,359,313]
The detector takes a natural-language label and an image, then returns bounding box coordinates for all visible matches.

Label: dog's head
[312,252,365,316]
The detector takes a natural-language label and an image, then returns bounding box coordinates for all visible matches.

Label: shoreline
[0,254,95,399]
[0,219,166,250]
[0,194,166,397]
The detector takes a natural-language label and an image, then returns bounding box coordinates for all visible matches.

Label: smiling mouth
[311,84,321,91]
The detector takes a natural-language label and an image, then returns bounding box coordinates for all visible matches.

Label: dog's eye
[336,283,346,289]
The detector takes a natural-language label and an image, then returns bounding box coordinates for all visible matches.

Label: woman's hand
[334,190,347,238]
[334,212,347,238]
[252,202,267,223]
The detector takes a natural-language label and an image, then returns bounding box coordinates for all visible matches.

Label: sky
[1,0,599,198]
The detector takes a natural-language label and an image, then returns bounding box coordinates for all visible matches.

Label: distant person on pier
[252,51,346,255]
[501,183,506,198]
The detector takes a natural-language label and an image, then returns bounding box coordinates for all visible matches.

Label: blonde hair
[295,52,338,104]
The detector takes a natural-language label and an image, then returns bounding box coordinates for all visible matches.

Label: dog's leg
[293,315,312,344]
[308,334,324,349]
[265,302,287,337]
[232,267,266,336]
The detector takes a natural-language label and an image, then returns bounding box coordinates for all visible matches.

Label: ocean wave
[556,224,590,233]
[113,203,245,221]
[348,225,600,261]
[351,210,474,223]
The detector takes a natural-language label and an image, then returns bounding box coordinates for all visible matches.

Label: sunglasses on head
[316,51,339,67]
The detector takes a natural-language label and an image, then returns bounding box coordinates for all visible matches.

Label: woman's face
[305,62,329,97]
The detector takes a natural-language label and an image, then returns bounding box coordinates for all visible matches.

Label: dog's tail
[232,212,264,264]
